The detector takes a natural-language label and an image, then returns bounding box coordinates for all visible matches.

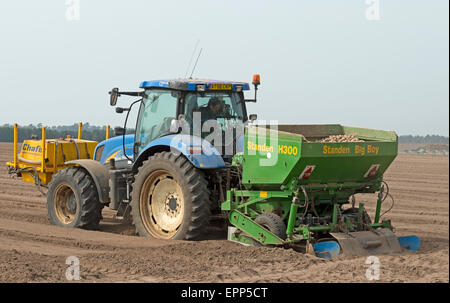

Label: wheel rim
[139,170,184,239]
[54,184,77,224]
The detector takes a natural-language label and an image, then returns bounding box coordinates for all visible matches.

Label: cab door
[134,89,178,156]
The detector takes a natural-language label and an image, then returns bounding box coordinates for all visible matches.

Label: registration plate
[209,83,232,90]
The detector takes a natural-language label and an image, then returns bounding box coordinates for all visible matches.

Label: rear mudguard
[133,134,225,171]
[96,134,226,170]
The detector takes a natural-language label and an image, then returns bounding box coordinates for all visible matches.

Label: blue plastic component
[94,134,135,164]
[139,79,250,91]
[97,133,225,170]
[397,235,421,251]
[140,80,170,89]
[134,134,225,170]
[236,134,245,153]
[313,241,341,260]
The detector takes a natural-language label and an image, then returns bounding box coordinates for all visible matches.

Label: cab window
[135,90,177,153]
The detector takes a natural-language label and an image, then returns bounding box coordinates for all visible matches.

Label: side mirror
[249,114,257,122]
[109,88,120,106]
[114,126,125,136]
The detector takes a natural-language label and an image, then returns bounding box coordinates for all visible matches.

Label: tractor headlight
[235,85,243,92]
[196,84,206,91]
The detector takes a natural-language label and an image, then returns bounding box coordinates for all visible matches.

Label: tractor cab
[102,77,260,167]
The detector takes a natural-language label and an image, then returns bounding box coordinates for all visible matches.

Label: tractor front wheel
[46,166,103,229]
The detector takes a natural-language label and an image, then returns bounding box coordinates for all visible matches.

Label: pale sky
[0,0,448,136]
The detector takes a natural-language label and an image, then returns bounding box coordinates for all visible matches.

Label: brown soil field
[0,142,448,283]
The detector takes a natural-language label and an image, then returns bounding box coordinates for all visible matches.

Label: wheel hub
[140,170,185,238]
[54,184,77,224]
[166,194,180,216]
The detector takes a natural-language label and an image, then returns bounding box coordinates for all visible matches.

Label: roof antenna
[184,40,200,79]
[189,47,202,79]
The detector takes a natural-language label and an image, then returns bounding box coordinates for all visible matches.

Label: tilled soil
[0,143,448,282]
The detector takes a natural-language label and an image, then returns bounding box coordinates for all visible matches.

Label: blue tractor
[45,76,420,257]
[46,77,260,240]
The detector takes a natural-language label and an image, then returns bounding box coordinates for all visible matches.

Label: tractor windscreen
[184,92,245,131]
[135,89,178,154]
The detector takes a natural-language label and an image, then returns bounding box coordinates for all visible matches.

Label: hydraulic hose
[380,181,395,218]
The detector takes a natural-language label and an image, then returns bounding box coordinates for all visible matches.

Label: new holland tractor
[6,75,420,259]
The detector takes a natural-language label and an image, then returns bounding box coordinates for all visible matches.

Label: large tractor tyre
[255,213,287,240]
[47,166,103,229]
[130,152,211,240]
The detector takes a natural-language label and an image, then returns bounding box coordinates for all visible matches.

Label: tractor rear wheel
[47,166,103,229]
[130,152,211,240]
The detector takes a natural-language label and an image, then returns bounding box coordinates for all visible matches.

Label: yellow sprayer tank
[6,123,103,186]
